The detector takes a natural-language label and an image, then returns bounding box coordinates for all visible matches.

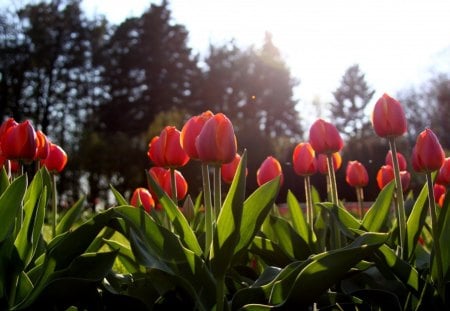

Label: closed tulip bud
[434,184,446,207]
[221,153,247,184]
[436,157,450,186]
[1,120,37,162]
[180,111,214,160]
[346,161,369,188]
[292,142,317,176]
[130,188,155,212]
[438,191,446,208]
[385,150,407,171]
[400,171,411,192]
[376,165,394,189]
[195,113,237,164]
[41,143,68,173]
[309,119,344,154]
[317,152,342,175]
[371,93,407,138]
[257,156,283,186]
[162,169,188,201]
[148,126,189,168]
[34,130,50,160]
[412,128,445,173]
[0,118,18,156]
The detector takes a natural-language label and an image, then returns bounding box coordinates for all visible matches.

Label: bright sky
[81,0,450,121]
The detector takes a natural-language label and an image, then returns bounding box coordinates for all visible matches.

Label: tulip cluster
[376,151,411,191]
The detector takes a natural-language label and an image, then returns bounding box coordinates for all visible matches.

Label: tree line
[1,0,449,208]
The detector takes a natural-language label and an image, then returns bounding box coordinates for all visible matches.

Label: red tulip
[130,188,155,212]
[292,142,317,176]
[148,126,189,168]
[438,191,446,208]
[1,120,37,162]
[162,169,188,201]
[346,161,369,188]
[434,184,446,207]
[317,152,342,175]
[376,165,394,189]
[256,156,283,186]
[385,150,407,171]
[41,143,68,173]
[371,93,407,138]
[221,153,247,184]
[180,111,214,160]
[0,118,18,156]
[34,130,50,160]
[195,113,237,164]
[436,157,450,186]
[400,171,411,192]
[411,128,445,173]
[309,119,344,154]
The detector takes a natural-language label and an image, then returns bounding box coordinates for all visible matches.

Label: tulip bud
[180,111,214,160]
[256,156,283,186]
[34,130,50,160]
[1,120,37,162]
[436,157,450,186]
[309,119,344,154]
[41,143,68,174]
[385,150,407,171]
[317,152,342,175]
[376,165,394,189]
[0,118,18,156]
[434,184,446,207]
[292,142,317,176]
[345,160,369,188]
[162,169,188,201]
[221,153,247,184]
[195,113,237,164]
[148,126,189,168]
[400,171,411,192]
[371,93,407,138]
[130,188,155,212]
[411,128,445,173]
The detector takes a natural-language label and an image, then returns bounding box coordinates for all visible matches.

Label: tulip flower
[346,161,369,188]
[292,142,317,176]
[371,93,407,138]
[195,113,237,164]
[317,152,342,175]
[130,188,155,212]
[34,130,50,160]
[162,169,188,201]
[1,120,37,162]
[0,118,18,155]
[436,157,450,186]
[376,165,394,189]
[434,184,446,207]
[309,119,344,155]
[221,153,247,184]
[41,143,68,174]
[385,150,407,171]
[411,128,445,173]
[400,171,411,193]
[180,111,214,160]
[256,156,283,187]
[148,126,189,168]
[438,191,446,208]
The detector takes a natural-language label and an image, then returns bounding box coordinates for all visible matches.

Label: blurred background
[0,0,449,209]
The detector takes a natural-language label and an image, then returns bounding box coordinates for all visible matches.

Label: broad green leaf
[104,239,142,273]
[318,202,361,238]
[0,167,9,195]
[362,180,395,232]
[286,190,317,250]
[438,191,450,281]
[110,184,128,206]
[406,180,430,260]
[0,174,26,243]
[56,196,86,235]
[146,171,202,256]
[249,236,292,267]
[14,271,34,305]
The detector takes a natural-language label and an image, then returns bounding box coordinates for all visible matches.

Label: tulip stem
[51,173,57,238]
[326,153,341,249]
[356,187,364,219]
[388,137,407,260]
[213,165,222,219]
[202,164,213,257]
[426,171,444,293]
[304,175,314,233]
[169,168,178,204]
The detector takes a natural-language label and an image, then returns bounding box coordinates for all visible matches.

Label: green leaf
[362,180,395,232]
[0,167,9,195]
[438,191,450,281]
[110,184,128,206]
[56,196,86,235]
[318,202,361,239]
[104,239,142,273]
[286,190,317,250]
[0,174,27,243]
[146,171,202,256]
[249,236,292,267]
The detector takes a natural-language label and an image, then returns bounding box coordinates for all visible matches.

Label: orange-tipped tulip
[41,143,68,173]
[434,184,446,207]
[317,152,342,175]
[180,111,214,160]
[148,126,189,168]
[412,128,445,173]
[346,160,369,188]
[376,165,394,189]
[1,120,37,162]
[371,93,407,138]
[385,150,407,171]
[256,156,283,186]
[34,130,50,160]
[309,119,344,154]
[221,153,247,184]
[436,157,450,186]
[292,142,317,176]
[130,188,155,212]
[195,113,237,164]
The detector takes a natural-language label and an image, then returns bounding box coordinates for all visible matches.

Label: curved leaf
[362,180,395,232]
[286,190,317,250]
[56,196,86,235]
[0,174,27,243]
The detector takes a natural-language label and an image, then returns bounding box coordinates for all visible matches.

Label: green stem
[216,275,225,311]
[326,153,341,249]
[52,173,57,238]
[426,171,444,293]
[304,175,314,232]
[356,187,364,219]
[202,164,213,257]
[388,137,407,260]
[213,165,222,219]
[170,167,178,204]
